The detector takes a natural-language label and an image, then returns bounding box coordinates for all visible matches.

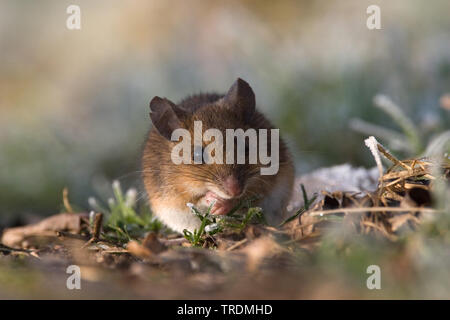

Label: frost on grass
[290,164,378,211]
[205,223,219,233]
[365,135,384,179]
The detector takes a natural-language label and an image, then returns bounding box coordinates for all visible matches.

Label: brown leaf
[142,233,167,254]
[1,213,88,248]
[126,241,154,259]
[242,236,283,272]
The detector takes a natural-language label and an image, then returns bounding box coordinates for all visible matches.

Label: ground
[1,150,449,299]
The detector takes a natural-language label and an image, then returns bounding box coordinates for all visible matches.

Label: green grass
[183,198,264,247]
[88,180,164,244]
[350,94,450,158]
[280,184,317,226]
[86,181,264,247]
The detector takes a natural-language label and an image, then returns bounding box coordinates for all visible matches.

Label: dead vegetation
[287,141,448,246]
[0,138,449,299]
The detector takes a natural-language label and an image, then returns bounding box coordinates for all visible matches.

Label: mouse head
[149,78,255,137]
[149,78,271,202]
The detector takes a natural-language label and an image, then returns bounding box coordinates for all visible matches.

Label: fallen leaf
[1,213,88,248]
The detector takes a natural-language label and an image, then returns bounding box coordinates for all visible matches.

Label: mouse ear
[149,96,183,140]
[223,78,255,122]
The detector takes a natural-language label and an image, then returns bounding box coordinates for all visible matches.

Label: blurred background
[0,0,449,221]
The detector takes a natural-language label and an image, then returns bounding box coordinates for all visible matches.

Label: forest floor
[1,144,449,299]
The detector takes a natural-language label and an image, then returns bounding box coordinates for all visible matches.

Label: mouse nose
[223,175,242,198]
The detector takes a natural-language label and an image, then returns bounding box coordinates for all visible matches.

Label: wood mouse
[142,78,294,233]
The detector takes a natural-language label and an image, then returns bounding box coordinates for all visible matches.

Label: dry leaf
[242,236,283,272]
[1,213,88,248]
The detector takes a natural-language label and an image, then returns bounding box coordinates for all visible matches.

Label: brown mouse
[142,78,294,233]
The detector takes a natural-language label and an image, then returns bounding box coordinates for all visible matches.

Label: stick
[308,207,438,217]
[82,212,103,248]
[91,213,103,241]
[226,238,248,251]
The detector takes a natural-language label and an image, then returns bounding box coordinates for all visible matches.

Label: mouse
[141,78,294,233]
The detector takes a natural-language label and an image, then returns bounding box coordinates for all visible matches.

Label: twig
[377,144,410,170]
[308,207,439,217]
[361,221,398,241]
[91,213,103,240]
[283,231,322,244]
[82,213,103,248]
[159,237,188,246]
[0,244,40,258]
[63,187,74,213]
[226,238,248,251]
[0,244,34,253]
[365,136,384,179]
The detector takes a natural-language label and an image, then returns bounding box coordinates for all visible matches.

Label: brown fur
[142,80,294,232]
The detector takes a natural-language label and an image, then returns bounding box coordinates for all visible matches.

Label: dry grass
[1,140,449,299]
[286,139,448,245]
